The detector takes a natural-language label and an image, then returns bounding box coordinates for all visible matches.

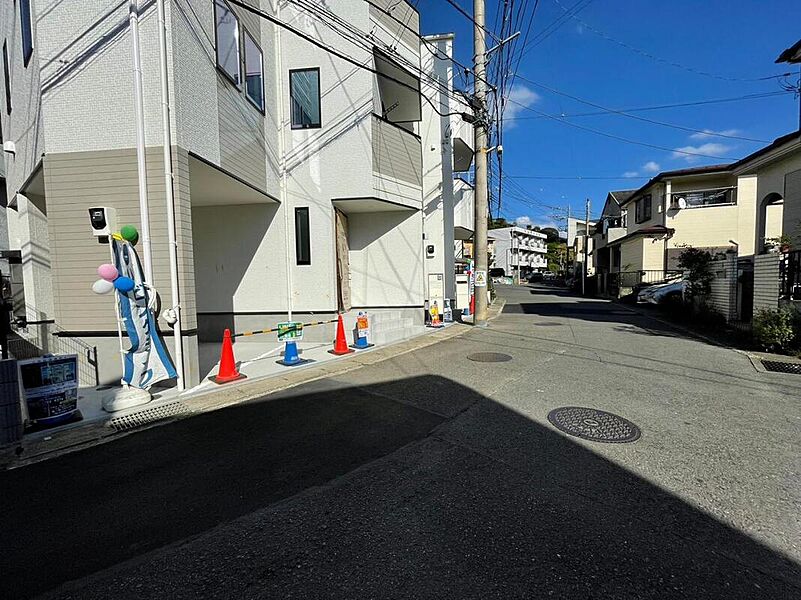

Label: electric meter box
[88,206,118,237]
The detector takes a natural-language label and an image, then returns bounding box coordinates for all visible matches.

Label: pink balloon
[97,263,119,281]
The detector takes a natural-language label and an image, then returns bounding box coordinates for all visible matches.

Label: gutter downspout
[274,2,292,321]
[156,0,184,390]
[129,0,154,283]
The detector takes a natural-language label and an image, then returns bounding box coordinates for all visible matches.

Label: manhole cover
[761,360,801,374]
[547,407,641,443]
[467,352,512,363]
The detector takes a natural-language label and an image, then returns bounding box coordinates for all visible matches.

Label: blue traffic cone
[277,341,305,366]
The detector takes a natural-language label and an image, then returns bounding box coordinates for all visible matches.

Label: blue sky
[418,0,801,229]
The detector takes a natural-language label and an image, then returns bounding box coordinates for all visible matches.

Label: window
[3,42,10,115]
[290,68,321,129]
[671,188,735,209]
[214,0,240,86]
[19,0,33,65]
[243,30,264,111]
[635,195,652,224]
[295,207,311,265]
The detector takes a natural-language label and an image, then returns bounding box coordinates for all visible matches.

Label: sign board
[277,321,304,342]
[474,270,487,287]
[356,315,369,338]
[18,355,79,426]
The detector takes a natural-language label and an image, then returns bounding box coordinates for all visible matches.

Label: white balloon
[92,279,115,294]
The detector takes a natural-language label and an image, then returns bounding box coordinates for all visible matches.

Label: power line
[228,0,465,119]
[362,0,496,93]
[503,90,794,120]
[504,96,740,160]
[551,0,793,83]
[442,0,503,43]
[513,74,771,142]
[506,174,649,180]
[290,0,468,111]
[525,0,593,49]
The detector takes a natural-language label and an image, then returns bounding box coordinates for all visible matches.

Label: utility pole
[472,0,489,326]
[582,198,590,296]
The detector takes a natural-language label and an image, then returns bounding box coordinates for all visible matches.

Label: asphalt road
[3,285,800,599]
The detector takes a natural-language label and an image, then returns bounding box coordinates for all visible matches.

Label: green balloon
[120,224,139,244]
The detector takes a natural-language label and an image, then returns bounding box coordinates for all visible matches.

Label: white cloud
[622,171,639,177]
[641,161,660,174]
[515,216,533,227]
[672,142,732,162]
[689,128,741,141]
[503,85,541,127]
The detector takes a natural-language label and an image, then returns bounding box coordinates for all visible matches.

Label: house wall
[280,2,375,313]
[618,237,663,272]
[744,151,801,245]
[1,0,49,314]
[621,182,664,234]
[421,35,455,302]
[667,174,755,257]
[43,147,200,385]
[783,168,801,244]
[348,210,424,307]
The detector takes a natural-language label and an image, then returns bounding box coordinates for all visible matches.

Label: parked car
[637,280,686,304]
[528,272,544,283]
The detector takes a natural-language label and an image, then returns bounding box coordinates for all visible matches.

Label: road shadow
[0,376,798,598]
[506,289,715,343]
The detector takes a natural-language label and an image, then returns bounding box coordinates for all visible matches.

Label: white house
[0,0,466,386]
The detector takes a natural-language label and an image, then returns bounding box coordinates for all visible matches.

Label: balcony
[453,177,474,240]
[451,102,474,172]
[372,115,423,209]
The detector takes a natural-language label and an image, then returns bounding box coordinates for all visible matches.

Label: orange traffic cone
[329,314,354,355]
[211,328,246,384]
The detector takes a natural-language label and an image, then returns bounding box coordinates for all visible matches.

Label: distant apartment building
[488,226,547,277]
[0,0,470,385]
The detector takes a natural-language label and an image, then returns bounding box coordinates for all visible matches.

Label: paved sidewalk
[1,300,505,469]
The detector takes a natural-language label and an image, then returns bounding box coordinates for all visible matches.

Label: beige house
[603,164,772,284]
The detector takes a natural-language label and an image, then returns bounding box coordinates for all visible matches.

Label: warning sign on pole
[474,270,487,287]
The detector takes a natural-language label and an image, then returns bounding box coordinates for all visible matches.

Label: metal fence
[609,270,682,292]
[7,313,99,387]
[779,250,801,300]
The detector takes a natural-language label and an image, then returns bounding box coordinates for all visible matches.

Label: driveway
[4,285,799,599]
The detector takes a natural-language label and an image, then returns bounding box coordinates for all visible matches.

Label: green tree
[489,218,512,230]
[677,246,714,297]
[540,227,561,244]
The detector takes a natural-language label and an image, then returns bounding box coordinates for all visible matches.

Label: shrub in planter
[753,308,796,352]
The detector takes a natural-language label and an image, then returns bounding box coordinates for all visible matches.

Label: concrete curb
[1,320,475,470]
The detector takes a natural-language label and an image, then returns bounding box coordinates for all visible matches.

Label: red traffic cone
[329,314,354,355]
[211,329,246,384]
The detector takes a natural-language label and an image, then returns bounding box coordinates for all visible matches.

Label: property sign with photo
[277,321,303,341]
[356,315,369,338]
